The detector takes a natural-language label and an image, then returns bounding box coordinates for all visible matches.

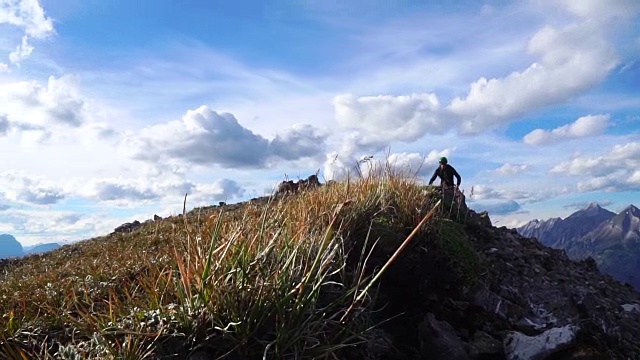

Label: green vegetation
[0,169,474,359]
[433,219,482,287]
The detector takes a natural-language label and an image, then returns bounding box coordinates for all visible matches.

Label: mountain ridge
[517,202,640,290]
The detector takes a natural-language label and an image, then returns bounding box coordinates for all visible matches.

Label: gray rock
[621,303,640,314]
[419,313,469,360]
[469,330,503,359]
[504,325,579,360]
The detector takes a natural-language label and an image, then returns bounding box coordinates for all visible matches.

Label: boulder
[275,174,321,196]
[503,325,579,360]
[419,313,469,360]
[114,220,142,233]
[469,330,503,359]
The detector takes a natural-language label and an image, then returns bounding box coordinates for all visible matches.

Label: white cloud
[66,176,196,206]
[0,75,87,130]
[0,171,66,205]
[495,163,529,176]
[333,93,443,151]
[468,184,569,205]
[0,0,54,64]
[0,209,117,246]
[322,148,453,181]
[193,179,245,203]
[523,114,610,145]
[9,35,34,64]
[555,0,640,22]
[269,124,329,161]
[447,21,617,134]
[0,62,8,72]
[0,0,54,37]
[331,2,624,141]
[126,105,328,169]
[469,199,522,215]
[551,142,640,176]
[551,142,640,192]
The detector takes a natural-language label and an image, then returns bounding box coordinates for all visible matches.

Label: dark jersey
[429,164,461,187]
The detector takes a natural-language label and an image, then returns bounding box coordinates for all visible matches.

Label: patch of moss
[433,219,482,287]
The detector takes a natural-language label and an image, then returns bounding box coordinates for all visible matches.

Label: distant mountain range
[517,203,640,290]
[0,234,61,259]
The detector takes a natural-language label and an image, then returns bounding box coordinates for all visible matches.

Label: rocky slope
[363,207,640,360]
[517,203,640,291]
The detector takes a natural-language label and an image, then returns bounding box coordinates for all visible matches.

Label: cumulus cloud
[0,76,87,130]
[194,179,245,202]
[66,175,246,206]
[73,177,196,204]
[551,142,640,192]
[448,22,617,134]
[269,124,329,161]
[322,149,453,181]
[495,163,529,176]
[332,1,624,143]
[334,93,443,149]
[468,184,568,204]
[0,171,65,205]
[550,142,640,176]
[127,106,327,169]
[355,152,428,179]
[523,114,610,145]
[0,0,54,64]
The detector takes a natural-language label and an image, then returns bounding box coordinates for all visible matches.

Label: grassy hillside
[0,172,456,359]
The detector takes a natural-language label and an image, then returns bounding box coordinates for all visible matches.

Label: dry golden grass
[0,167,444,359]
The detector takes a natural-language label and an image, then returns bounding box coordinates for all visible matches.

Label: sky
[0,0,639,247]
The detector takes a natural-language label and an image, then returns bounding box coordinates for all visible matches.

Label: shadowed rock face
[357,208,640,360]
[275,174,321,196]
[0,234,23,259]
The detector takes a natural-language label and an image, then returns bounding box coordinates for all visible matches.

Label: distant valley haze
[1,0,639,247]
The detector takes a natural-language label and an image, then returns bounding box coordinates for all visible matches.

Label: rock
[469,330,503,359]
[113,220,142,234]
[503,325,579,360]
[621,303,640,314]
[276,180,297,195]
[153,214,162,221]
[275,174,322,196]
[419,313,469,360]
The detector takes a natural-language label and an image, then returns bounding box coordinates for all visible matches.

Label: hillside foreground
[1,174,640,359]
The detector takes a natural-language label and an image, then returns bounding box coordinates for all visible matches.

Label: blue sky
[1,0,639,246]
